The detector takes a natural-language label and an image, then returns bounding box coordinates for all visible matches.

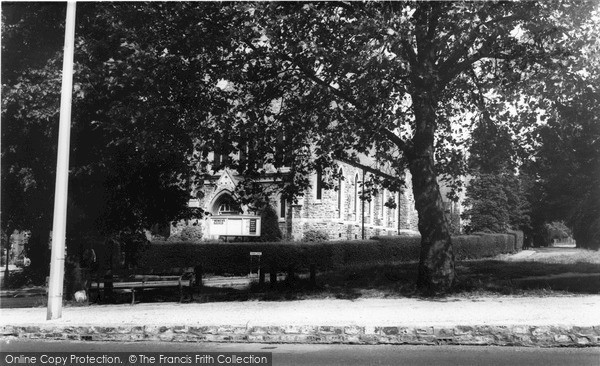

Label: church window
[367,175,373,223]
[381,190,386,224]
[353,173,359,217]
[316,167,323,200]
[337,168,343,218]
[280,196,286,219]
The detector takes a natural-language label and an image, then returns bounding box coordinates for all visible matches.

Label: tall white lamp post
[47,1,76,320]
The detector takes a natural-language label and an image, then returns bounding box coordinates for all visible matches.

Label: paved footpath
[1,296,600,347]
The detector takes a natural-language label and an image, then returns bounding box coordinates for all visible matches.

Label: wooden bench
[89,267,195,305]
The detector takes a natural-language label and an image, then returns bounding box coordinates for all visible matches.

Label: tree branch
[397,39,418,73]
[440,41,515,87]
[415,2,445,64]
[282,54,364,109]
[426,4,444,45]
[437,10,526,84]
[382,127,412,155]
[243,40,413,156]
[243,38,364,108]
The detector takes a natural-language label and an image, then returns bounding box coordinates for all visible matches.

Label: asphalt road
[1,339,599,366]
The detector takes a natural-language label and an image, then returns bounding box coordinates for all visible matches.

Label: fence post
[194,265,203,293]
[286,264,295,283]
[269,262,277,287]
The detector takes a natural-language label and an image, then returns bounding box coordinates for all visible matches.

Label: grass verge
[202,249,600,301]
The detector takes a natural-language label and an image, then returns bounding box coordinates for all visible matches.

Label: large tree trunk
[407,89,455,295]
[3,226,13,288]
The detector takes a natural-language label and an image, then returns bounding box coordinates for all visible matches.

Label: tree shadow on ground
[79,259,600,305]
[241,259,600,301]
[453,260,600,295]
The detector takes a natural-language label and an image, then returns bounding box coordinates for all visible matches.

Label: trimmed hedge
[138,231,522,276]
[377,232,522,260]
[507,229,524,251]
[452,233,515,260]
[138,240,394,276]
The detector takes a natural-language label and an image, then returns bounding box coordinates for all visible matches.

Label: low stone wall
[2,324,599,347]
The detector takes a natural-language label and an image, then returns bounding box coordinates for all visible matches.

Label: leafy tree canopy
[524,87,600,248]
[2,1,597,291]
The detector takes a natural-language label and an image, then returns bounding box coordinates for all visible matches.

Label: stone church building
[175,152,424,241]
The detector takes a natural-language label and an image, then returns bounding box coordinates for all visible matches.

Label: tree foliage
[463,118,530,234]
[525,91,600,249]
[2,2,597,292]
[1,3,204,268]
[1,3,67,269]
[519,5,600,249]
[237,1,596,292]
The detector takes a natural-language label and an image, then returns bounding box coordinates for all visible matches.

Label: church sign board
[207,215,261,239]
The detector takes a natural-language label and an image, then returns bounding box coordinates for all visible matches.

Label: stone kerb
[2,324,599,347]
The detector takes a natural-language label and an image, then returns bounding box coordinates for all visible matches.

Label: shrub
[544,221,571,242]
[180,225,204,242]
[260,205,282,242]
[303,229,329,242]
[167,234,183,242]
[5,266,47,288]
[111,230,149,269]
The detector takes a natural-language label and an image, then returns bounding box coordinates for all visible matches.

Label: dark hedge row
[136,232,522,276]
[375,232,519,260]
[508,230,525,251]
[451,233,516,259]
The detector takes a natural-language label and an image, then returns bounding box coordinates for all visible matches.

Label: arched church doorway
[210,191,242,216]
[206,191,261,240]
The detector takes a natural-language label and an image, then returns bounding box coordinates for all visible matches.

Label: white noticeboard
[208,215,261,238]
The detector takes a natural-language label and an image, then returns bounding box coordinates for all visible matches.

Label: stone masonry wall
[177,163,420,241]
[4,324,598,347]
[289,161,414,240]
